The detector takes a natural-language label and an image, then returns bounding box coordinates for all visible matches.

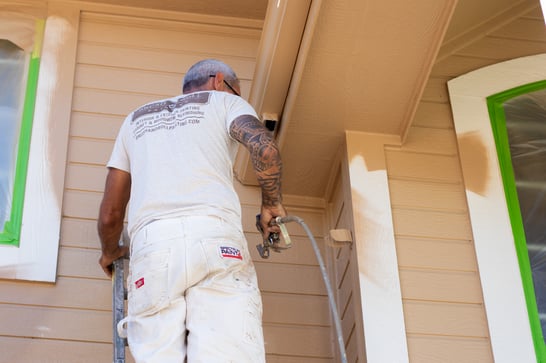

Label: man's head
[182,59,241,96]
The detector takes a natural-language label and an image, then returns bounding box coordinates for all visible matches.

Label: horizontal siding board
[78,18,260,58]
[65,163,107,192]
[400,127,458,155]
[396,237,478,271]
[407,335,493,363]
[0,336,134,363]
[392,208,473,240]
[79,11,262,33]
[256,262,327,296]
[0,304,112,343]
[61,217,100,249]
[72,87,162,116]
[386,150,463,183]
[63,190,102,220]
[420,76,450,103]
[74,63,253,98]
[70,111,123,140]
[76,42,188,72]
[388,179,467,212]
[262,292,330,326]
[75,63,183,97]
[266,355,332,363]
[403,301,489,337]
[76,42,257,80]
[263,324,333,358]
[0,277,111,311]
[412,101,454,129]
[68,138,113,165]
[399,269,483,304]
[57,247,105,279]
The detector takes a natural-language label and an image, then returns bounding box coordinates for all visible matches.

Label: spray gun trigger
[255,214,291,259]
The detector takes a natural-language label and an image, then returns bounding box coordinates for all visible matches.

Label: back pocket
[128,248,170,316]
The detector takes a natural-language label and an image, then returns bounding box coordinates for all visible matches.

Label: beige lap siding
[64,7,333,363]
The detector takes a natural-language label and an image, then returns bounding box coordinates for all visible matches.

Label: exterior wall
[390,5,546,362]
[0,2,333,362]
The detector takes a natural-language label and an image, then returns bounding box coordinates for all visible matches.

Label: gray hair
[182,59,239,93]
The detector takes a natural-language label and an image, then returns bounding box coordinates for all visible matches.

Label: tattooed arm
[230,114,287,234]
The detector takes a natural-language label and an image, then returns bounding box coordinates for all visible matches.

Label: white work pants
[121,215,265,363]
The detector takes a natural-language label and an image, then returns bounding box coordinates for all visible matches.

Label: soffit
[279,0,458,197]
[278,0,537,198]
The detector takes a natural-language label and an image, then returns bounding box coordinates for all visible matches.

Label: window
[0,31,42,246]
[448,54,546,362]
[0,40,26,234]
[488,81,546,360]
[0,7,77,282]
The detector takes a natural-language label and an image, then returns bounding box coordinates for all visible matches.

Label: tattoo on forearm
[231,115,283,206]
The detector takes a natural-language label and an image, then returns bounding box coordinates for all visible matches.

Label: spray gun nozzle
[255,214,291,259]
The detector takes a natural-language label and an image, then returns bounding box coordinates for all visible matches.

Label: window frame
[0,22,43,246]
[448,54,546,362]
[0,5,79,282]
[487,80,546,361]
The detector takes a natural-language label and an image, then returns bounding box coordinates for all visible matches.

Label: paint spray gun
[255,214,292,258]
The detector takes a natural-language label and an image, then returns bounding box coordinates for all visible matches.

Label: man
[97,59,286,362]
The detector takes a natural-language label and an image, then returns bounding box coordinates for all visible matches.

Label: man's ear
[212,72,224,91]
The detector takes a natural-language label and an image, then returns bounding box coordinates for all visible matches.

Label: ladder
[112,236,129,363]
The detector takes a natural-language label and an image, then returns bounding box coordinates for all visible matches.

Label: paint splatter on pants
[118,215,265,363]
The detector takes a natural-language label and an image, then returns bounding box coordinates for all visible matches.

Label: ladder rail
[112,257,127,363]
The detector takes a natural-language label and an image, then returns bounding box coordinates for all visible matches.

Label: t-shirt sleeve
[224,94,259,135]
[107,115,131,172]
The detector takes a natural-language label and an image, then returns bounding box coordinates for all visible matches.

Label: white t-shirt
[107,91,258,237]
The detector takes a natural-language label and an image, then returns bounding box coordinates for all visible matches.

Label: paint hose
[273,215,348,363]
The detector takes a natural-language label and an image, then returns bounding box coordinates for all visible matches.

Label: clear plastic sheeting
[0,40,26,230]
[504,88,546,340]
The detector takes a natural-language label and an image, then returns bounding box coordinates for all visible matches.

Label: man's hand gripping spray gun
[255,214,292,258]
